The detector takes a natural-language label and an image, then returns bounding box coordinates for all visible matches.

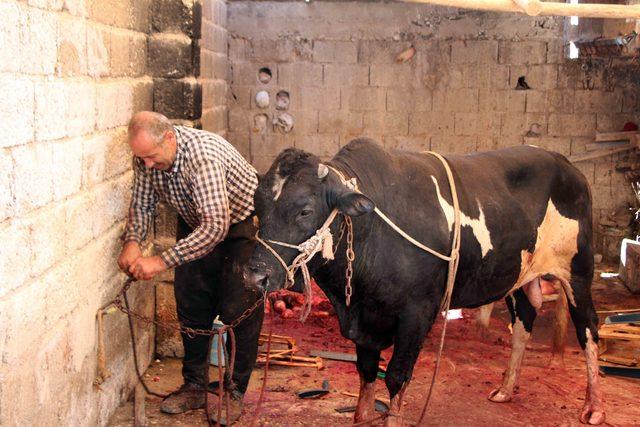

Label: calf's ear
[336,192,375,217]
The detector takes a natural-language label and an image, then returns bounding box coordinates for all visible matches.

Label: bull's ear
[336,192,375,217]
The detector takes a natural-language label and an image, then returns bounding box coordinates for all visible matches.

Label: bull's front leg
[384,306,433,427]
[354,345,380,425]
[489,289,536,403]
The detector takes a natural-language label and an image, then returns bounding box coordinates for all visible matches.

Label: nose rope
[254,208,341,321]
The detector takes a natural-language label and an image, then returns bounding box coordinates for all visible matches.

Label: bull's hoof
[383,412,403,427]
[580,404,605,425]
[488,388,512,403]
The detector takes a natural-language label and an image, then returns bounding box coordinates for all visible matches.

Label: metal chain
[111,278,264,337]
[344,215,355,306]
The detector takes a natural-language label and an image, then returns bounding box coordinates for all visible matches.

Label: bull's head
[244,149,374,293]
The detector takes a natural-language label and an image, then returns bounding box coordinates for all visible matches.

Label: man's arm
[160,160,231,268]
[119,159,158,273]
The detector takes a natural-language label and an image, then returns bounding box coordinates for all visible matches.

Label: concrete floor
[110,265,640,426]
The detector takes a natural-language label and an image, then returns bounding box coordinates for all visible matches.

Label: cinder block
[313,40,335,63]
[35,81,67,141]
[87,23,110,77]
[109,29,131,77]
[87,0,131,29]
[369,65,419,87]
[358,40,400,65]
[0,281,46,363]
[451,40,498,64]
[546,39,565,64]
[0,76,34,148]
[477,136,498,151]
[228,37,249,62]
[501,113,547,137]
[251,132,293,157]
[594,158,613,186]
[104,129,132,180]
[62,0,89,17]
[548,113,596,137]
[343,87,385,112]
[28,0,63,10]
[154,78,202,120]
[595,113,638,133]
[130,33,147,77]
[510,65,558,90]
[431,135,478,154]
[228,109,250,132]
[557,63,582,90]
[12,142,53,214]
[278,62,323,87]
[0,1,22,72]
[203,24,227,55]
[0,221,32,297]
[409,111,454,136]
[300,87,340,111]
[25,204,67,275]
[574,90,622,113]
[573,162,595,185]
[229,85,252,109]
[51,137,83,200]
[525,90,546,113]
[148,33,194,78]
[454,112,500,137]
[318,110,363,134]
[499,41,547,65]
[334,41,358,64]
[57,14,87,76]
[96,81,134,130]
[387,88,432,112]
[622,91,639,113]
[479,89,526,113]
[290,110,319,136]
[81,134,110,188]
[547,90,575,113]
[363,112,409,136]
[130,0,152,32]
[323,64,369,87]
[251,155,277,174]
[476,64,511,89]
[201,106,227,133]
[591,185,614,209]
[21,7,57,75]
[152,0,199,36]
[65,80,96,137]
[0,149,14,222]
[295,134,340,158]
[570,137,591,155]
[432,89,478,113]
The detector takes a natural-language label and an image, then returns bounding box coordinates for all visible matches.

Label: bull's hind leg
[567,274,605,425]
[489,288,536,403]
[354,345,380,425]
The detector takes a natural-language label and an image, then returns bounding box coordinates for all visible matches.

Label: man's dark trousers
[174,216,263,393]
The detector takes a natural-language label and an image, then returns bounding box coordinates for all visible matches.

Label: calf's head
[244,149,374,293]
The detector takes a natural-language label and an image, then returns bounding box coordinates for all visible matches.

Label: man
[118,111,262,424]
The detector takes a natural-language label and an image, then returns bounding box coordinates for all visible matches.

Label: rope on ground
[251,309,274,427]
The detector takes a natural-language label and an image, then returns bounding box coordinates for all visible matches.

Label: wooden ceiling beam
[401,0,640,19]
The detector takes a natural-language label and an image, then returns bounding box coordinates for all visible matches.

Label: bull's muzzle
[243,262,270,292]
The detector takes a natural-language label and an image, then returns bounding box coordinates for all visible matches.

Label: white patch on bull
[489,317,531,403]
[431,176,493,257]
[509,199,579,307]
[272,167,288,201]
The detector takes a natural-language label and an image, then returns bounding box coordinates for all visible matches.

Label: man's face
[129,130,176,171]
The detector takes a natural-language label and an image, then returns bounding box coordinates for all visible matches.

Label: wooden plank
[595,131,639,142]
[598,331,640,341]
[586,141,633,151]
[568,145,637,163]
[400,0,640,19]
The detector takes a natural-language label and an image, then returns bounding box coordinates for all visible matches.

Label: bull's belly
[451,199,581,309]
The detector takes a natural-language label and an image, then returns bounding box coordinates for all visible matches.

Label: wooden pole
[401,0,640,20]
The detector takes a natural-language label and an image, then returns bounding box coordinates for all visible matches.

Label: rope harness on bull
[255,151,462,424]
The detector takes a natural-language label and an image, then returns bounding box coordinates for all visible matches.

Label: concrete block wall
[227,1,640,259]
[0,1,155,425]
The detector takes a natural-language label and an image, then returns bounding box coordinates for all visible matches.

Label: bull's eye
[299,209,313,218]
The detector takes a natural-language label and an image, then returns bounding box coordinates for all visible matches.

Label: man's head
[127,111,177,171]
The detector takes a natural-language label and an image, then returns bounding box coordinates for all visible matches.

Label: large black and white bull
[244,139,604,425]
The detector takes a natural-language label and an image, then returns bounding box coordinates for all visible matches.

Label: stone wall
[0,1,155,425]
[227,1,640,259]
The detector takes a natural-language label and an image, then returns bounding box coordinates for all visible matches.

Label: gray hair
[128,111,174,145]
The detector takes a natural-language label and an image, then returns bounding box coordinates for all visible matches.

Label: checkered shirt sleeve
[159,160,231,268]
[123,158,158,244]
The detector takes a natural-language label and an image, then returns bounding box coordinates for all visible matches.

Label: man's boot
[208,390,244,425]
[160,383,206,414]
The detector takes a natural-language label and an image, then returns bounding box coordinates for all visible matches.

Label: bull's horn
[318,163,329,179]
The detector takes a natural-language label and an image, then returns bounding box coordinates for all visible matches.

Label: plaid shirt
[123,126,258,268]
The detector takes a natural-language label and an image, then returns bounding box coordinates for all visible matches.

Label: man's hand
[128,256,168,281]
[118,241,142,273]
